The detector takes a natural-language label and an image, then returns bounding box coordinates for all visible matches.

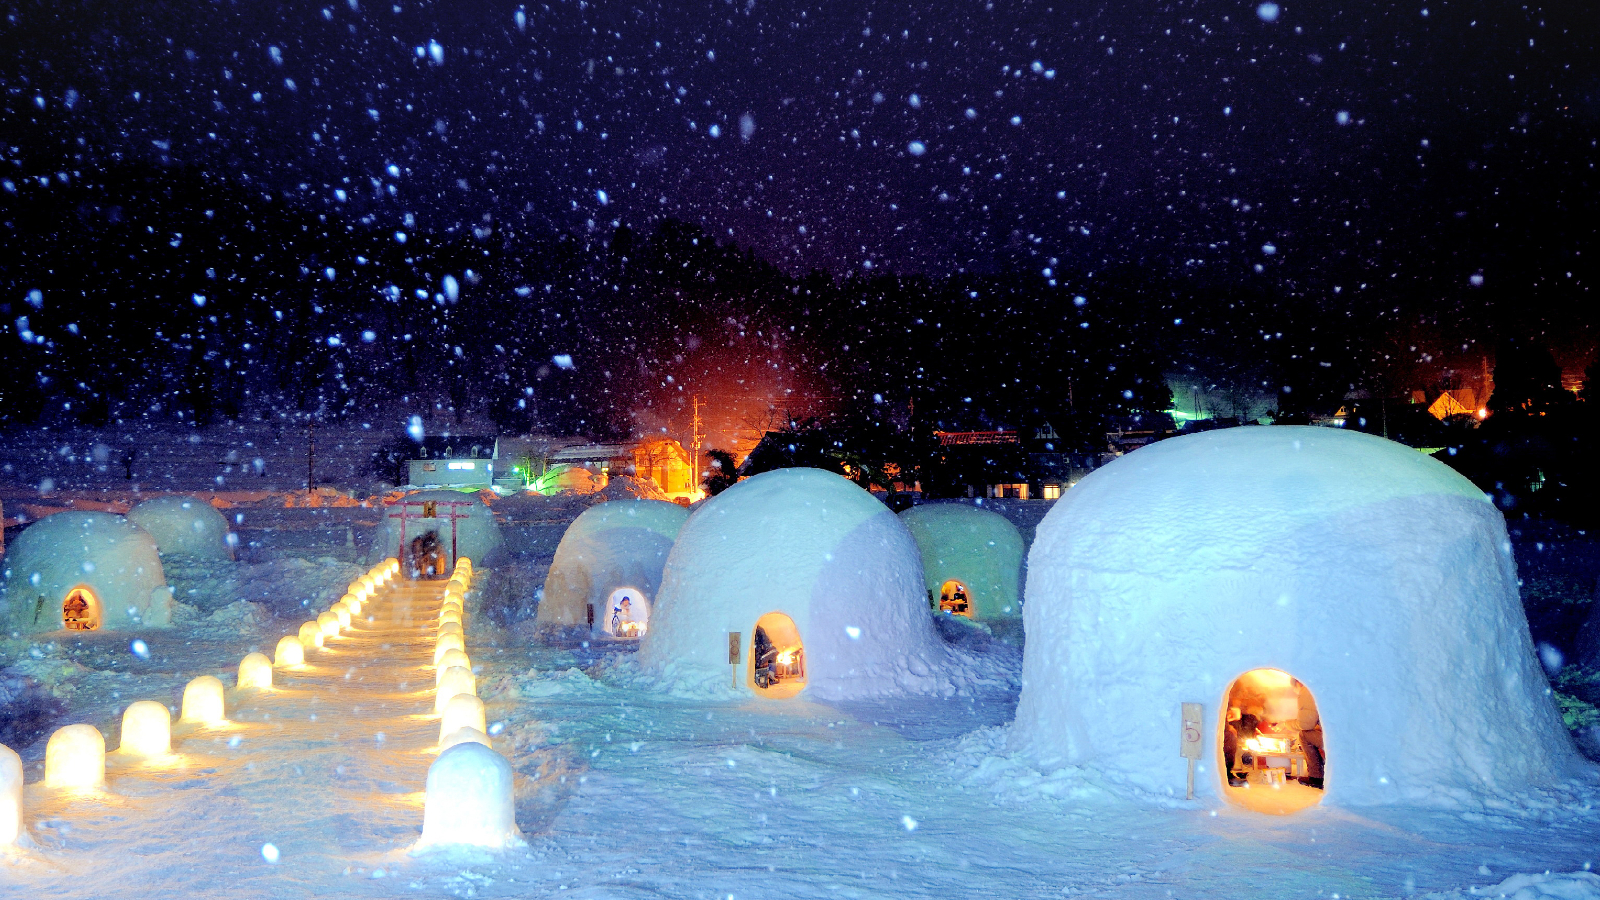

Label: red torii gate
[390,497,476,579]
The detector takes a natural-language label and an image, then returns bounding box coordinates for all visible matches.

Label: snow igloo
[127,495,235,560]
[1012,426,1588,813]
[899,504,1024,624]
[1,512,173,634]
[536,499,689,638]
[369,490,504,577]
[638,468,967,700]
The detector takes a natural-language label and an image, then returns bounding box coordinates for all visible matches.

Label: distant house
[406,435,497,490]
[546,438,701,502]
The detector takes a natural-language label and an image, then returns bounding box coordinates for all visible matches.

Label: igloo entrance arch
[62,587,100,631]
[939,579,971,616]
[750,612,807,698]
[1220,668,1326,815]
[599,587,649,638]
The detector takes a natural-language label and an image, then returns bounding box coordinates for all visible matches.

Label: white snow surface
[900,502,1025,620]
[634,468,1013,700]
[1013,426,1595,807]
[535,499,688,632]
[127,495,235,561]
[366,489,504,566]
[1,512,172,633]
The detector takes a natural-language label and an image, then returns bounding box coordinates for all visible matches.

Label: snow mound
[367,489,504,567]
[900,503,1024,621]
[637,468,1011,701]
[1,512,172,633]
[1013,426,1591,808]
[536,499,689,634]
[1422,871,1600,900]
[127,495,234,560]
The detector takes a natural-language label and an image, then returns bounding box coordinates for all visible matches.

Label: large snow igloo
[536,499,689,639]
[1011,426,1587,812]
[369,490,504,577]
[1,512,173,633]
[127,495,235,560]
[899,504,1024,624]
[637,467,957,700]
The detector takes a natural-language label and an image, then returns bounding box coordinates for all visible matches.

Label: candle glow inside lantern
[415,742,522,851]
[439,611,463,630]
[333,607,352,629]
[440,726,490,753]
[439,694,487,742]
[238,652,273,690]
[45,724,106,790]
[318,612,340,638]
[180,675,226,725]
[435,649,471,682]
[435,666,476,713]
[118,700,172,758]
[434,634,466,662]
[299,621,324,649]
[438,621,463,638]
[0,744,22,846]
[275,635,306,667]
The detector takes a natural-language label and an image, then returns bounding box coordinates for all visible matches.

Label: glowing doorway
[749,612,807,698]
[939,579,972,617]
[62,587,100,631]
[600,588,649,638]
[1219,668,1325,815]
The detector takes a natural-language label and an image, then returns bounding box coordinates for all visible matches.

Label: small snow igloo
[899,504,1024,623]
[370,490,504,577]
[1012,426,1586,812]
[127,495,234,560]
[536,499,689,639]
[1,512,173,633]
[637,468,955,700]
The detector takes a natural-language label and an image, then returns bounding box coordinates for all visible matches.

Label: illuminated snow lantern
[0,744,22,846]
[0,512,173,635]
[127,495,234,561]
[439,694,487,743]
[1012,426,1590,814]
[638,468,969,700]
[440,727,491,753]
[317,612,340,638]
[434,634,466,662]
[274,635,306,667]
[332,606,353,629]
[387,558,400,575]
[298,621,325,649]
[44,724,105,790]
[435,649,471,681]
[899,503,1024,631]
[414,742,521,851]
[371,490,503,580]
[536,499,689,639]
[237,652,273,690]
[180,675,226,725]
[439,607,462,627]
[439,620,463,639]
[117,701,171,758]
[435,666,476,713]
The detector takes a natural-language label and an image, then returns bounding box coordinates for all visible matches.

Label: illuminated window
[1042,484,1062,500]
[447,461,475,470]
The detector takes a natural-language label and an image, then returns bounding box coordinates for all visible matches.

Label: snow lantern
[0,743,24,846]
[1012,426,1589,812]
[317,612,339,638]
[126,495,234,561]
[637,468,966,700]
[0,512,172,635]
[274,636,305,668]
[298,621,324,649]
[536,499,689,639]
[369,490,504,578]
[899,503,1025,623]
[440,694,487,744]
[180,675,226,725]
[415,742,522,851]
[435,649,471,681]
[434,634,466,662]
[44,724,105,790]
[117,701,171,758]
[436,666,476,713]
[238,652,273,690]
[440,727,491,753]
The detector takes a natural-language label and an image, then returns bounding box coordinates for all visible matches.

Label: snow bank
[367,490,504,568]
[637,468,1004,700]
[1013,426,1590,808]
[1,512,172,633]
[536,499,689,634]
[1422,871,1600,900]
[126,495,234,560]
[900,503,1024,621]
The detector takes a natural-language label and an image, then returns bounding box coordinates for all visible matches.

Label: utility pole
[307,419,317,491]
[690,395,706,477]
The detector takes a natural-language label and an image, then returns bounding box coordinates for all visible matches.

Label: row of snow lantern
[418,558,523,850]
[0,558,403,848]
[282,558,400,663]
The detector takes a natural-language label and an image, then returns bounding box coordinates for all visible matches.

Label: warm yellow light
[443,590,464,606]
[435,649,471,681]
[439,694,487,742]
[360,575,377,592]
[318,612,340,638]
[439,726,490,753]
[345,597,363,616]
[118,701,171,758]
[333,607,352,629]
[435,666,476,713]
[238,652,273,690]
[340,592,360,607]
[180,675,226,725]
[434,634,466,662]
[439,621,463,638]
[416,743,520,851]
[387,558,399,574]
[298,621,325,649]
[439,609,462,628]
[45,724,105,789]
[274,636,305,667]
[346,580,366,597]
[0,745,22,846]
[455,557,473,569]
[447,577,467,593]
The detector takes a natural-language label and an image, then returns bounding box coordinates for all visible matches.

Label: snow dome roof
[1012,426,1587,807]
[127,495,234,560]
[637,468,985,700]
[900,503,1024,621]
[1,512,172,632]
[368,489,504,566]
[536,499,689,631]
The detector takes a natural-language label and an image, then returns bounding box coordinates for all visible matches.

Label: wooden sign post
[728,632,742,689]
[1179,702,1204,800]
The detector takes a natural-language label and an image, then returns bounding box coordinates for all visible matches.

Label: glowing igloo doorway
[599,588,650,639]
[938,579,972,617]
[62,587,100,631]
[1219,668,1326,815]
[749,612,807,698]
